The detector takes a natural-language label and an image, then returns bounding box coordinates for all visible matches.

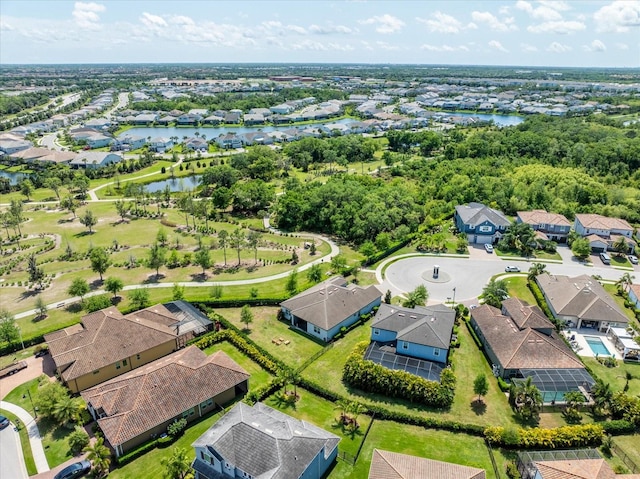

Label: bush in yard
[609,392,640,427]
[342,342,456,408]
[84,294,112,313]
[68,427,90,454]
[506,462,521,479]
[167,418,188,437]
[484,424,604,449]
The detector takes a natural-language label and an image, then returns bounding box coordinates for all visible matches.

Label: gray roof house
[536,274,629,332]
[191,402,339,479]
[281,276,381,342]
[370,303,455,367]
[454,202,511,245]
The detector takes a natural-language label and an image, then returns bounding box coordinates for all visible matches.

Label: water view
[142,174,202,193]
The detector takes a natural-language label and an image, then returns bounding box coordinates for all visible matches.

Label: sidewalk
[0,401,50,474]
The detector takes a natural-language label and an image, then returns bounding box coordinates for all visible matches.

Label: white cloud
[471,11,518,31]
[538,1,571,12]
[416,11,470,34]
[583,39,607,51]
[170,15,195,26]
[309,24,354,34]
[420,43,469,52]
[547,41,572,53]
[72,1,105,30]
[140,12,167,29]
[289,39,354,51]
[516,1,563,21]
[376,41,399,51]
[528,20,585,34]
[615,42,629,49]
[0,18,14,31]
[360,14,405,34]
[488,40,509,52]
[520,43,538,52]
[593,1,640,33]
[287,24,308,35]
[499,6,511,15]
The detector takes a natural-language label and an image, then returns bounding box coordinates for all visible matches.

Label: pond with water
[0,169,28,185]
[142,174,202,193]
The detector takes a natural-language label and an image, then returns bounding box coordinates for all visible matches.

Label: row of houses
[4,146,122,168]
[454,202,636,254]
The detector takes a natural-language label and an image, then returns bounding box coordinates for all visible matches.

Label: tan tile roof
[534,459,615,479]
[575,214,633,232]
[45,306,179,383]
[470,304,583,370]
[281,276,381,331]
[81,346,249,447]
[518,210,571,227]
[368,449,486,479]
[536,274,629,325]
[502,297,554,331]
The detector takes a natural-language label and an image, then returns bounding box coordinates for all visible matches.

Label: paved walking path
[0,401,50,474]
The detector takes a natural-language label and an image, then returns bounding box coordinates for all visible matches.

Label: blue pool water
[585,336,612,356]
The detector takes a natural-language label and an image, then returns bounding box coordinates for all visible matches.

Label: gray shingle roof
[281,276,381,331]
[372,303,455,348]
[193,402,339,479]
[455,202,511,228]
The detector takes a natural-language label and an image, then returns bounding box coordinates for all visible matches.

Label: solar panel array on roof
[364,342,444,382]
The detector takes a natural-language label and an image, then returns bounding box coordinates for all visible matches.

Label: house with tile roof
[516,210,572,243]
[191,402,339,479]
[280,276,381,342]
[516,449,640,479]
[470,297,593,402]
[370,303,455,364]
[574,214,636,254]
[536,274,629,332]
[45,302,212,392]
[82,346,248,457]
[368,449,485,479]
[454,202,511,245]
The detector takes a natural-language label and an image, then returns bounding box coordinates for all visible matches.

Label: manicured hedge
[484,424,604,449]
[527,280,559,328]
[601,419,637,435]
[342,342,456,408]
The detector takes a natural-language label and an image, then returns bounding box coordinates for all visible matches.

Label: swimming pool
[585,336,612,356]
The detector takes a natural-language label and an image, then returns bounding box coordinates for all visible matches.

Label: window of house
[136,354,141,360]
[434,348,440,356]
[115,362,121,370]
[373,329,379,335]
[313,325,321,334]
[93,370,100,375]
[122,359,127,367]
[402,342,408,350]
[479,225,492,233]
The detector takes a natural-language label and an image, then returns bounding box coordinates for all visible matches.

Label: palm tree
[84,437,111,478]
[615,272,635,293]
[161,447,191,479]
[591,378,613,415]
[527,262,547,281]
[53,395,84,427]
[480,278,509,308]
[510,377,542,422]
[613,236,629,257]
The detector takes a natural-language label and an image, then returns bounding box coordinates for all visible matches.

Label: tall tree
[473,374,489,403]
[20,179,33,201]
[84,437,111,478]
[616,272,635,292]
[571,237,591,260]
[44,177,62,201]
[68,278,90,303]
[229,228,245,266]
[480,278,509,308]
[527,263,547,281]
[218,230,229,266]
[27,253,45,289]
[89,247,111,281]
[246,231,262,265]
[402,284,428,308]
[510,377,542,422]
[194,247,212,276]
[148,242,167,278]
[9,199,23,236]
[104,277,124,298]
[240,304,253,331]
[161,447,191,479]
[79,209,97,233]
[0,309,19,347]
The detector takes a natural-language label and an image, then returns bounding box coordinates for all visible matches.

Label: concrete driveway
[0,422,28,479]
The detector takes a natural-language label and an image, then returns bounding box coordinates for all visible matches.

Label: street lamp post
[23,389,37,418]
[452,287,456,307]
[17,325,25,350]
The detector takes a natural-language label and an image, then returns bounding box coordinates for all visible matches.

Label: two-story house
[516,210,571,243]
[574,214,636,253]
[454,202,511,245]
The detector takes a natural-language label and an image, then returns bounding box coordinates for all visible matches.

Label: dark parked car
[53,461,91,479]
[0,415,10,429]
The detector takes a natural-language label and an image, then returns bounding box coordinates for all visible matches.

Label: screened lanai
[516,368,595,404]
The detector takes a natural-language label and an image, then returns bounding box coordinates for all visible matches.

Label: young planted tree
[61,195,78,218]
[0,309,19,347]
[27,253,45,289]
[330,254,347,275]
[172,283,185,301]
[20,179,33,201]
[128,288,150,310]
[194,247,212,276]
[104,277,124,299]
[44,177,62,201]
[35,296,48,320]
[114,199,128,222]
[230,228,245,266]
[161,447,191,479]
[473,374,489,403]
[613,235,629,257]
[306,263,322,283]
[156,227,168,247]
[218,229,229,266]
[240,304,253,331]
[384,290,392,304]
[148,242,167,278]
[68,277,90,303]
[246,230,262,265]
[286,268,298,296]
[89,247,111,281]
[79,209,97,233]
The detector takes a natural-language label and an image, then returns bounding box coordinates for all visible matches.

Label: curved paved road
[0,401,49,474]
[0,421,28,479]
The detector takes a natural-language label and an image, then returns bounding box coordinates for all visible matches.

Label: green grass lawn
[0,408,37,476]
[202,341,272,391]
[330,419,498,479]
[582,357,640,397]
[302,320,515,429]
[614,435,640,471]
[264,388,371,457]
[603,284,638,324]
[504,276,537,305]
[216,306,324,369]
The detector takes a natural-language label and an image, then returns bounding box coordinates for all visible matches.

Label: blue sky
[1,1,638,67]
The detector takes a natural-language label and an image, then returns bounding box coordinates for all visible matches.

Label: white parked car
[484,244,494,253]
[629,255,638,265]
[505,266,521,272]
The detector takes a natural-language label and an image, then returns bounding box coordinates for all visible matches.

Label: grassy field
[215,306,325,369]
[302,320,515,428]
[202,341,273,391]
[0,408,37,475]
[603,284,639,324]
[504,275,537,305]
[582,357,640,397]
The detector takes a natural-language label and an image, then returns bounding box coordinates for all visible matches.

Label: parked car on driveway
[53,460,91,479]
[0,415,10,429]
[505,266,521,272]
[484,244,494,253]
[629,255,638,265]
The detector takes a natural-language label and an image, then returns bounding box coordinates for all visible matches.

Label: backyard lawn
[202,340,272,391]
[215,306,325,369]
[504,275,536,305]
[582,357,640,397]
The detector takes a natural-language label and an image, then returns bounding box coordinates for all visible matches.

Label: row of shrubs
[484,424,604,448]
[342,342,456,408]
[527,280,561,329]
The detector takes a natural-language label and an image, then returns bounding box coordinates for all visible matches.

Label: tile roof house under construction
[280,276,381,342]
[45,301,212,392]
[82,346,249,457]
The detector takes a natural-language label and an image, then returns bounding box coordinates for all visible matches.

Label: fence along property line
[485,439,502,479]
[613,442,639,474]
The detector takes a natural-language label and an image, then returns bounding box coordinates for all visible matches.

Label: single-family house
[628,284,640,309]
[84,118,111,130]
[470,297,593,402]
[270,103,295,115]
[150,137,173,153]
[9,147,76,165]
[156,115,176,125]
[0,138,32,155]
[132,113,159,125]
[224,112,241,124]
[454,202,511,245]
[191,402,339,479]
[82,346,249,457]
[515,449,634,479]
[243,113,265,125]
[85,133,114,149]
[536,274,629,332]
[574,214,634,241]
[516,210,572,243]
[45,301,212,392]
[215,133,242,149]
[280,276,381,342]
[203,114,224,125]
[113,134,146,151]
[370,303,455,364]
[240,131,273,146]
[176,113,202,125]
[70,151,122,169]
[369,450,485,479]
[184,137,208,152]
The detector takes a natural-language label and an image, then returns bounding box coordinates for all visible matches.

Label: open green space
[582,357,640,397]
[504,275,537,305]
[0,408,37,476]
